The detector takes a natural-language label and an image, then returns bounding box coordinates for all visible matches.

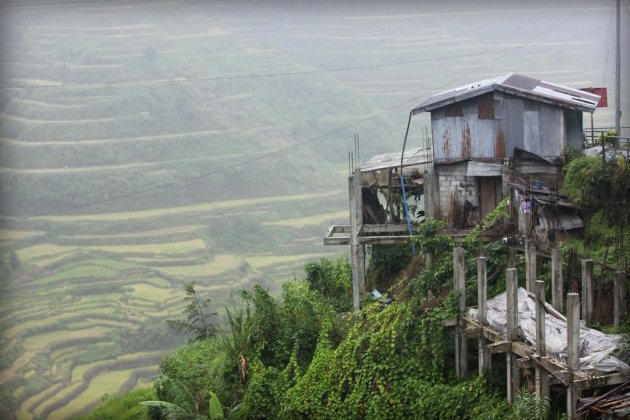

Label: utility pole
[615,0,621,148]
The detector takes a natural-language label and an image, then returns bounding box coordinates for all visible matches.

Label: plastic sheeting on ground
[468,287,629,374]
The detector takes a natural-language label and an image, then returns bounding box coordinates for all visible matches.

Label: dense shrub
[79,387,155,420]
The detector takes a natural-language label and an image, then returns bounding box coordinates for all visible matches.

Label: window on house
[477,94,495,119]
[445,103,463,117]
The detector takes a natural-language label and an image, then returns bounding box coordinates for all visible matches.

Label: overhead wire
[0,0,108,8]
[0,1,606,222]
[0,31,609,90]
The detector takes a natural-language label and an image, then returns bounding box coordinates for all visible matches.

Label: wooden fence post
[535,280,549,400]
[454,246,467,380]
[581,259,594,322]
[551,248,563,311]
[525,239,536,292]
[478,256,491,374]
[567,293,581,418]
[614,271,627,327]
[506,268,520,403]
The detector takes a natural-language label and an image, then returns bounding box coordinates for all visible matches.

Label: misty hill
[0,1,626,418]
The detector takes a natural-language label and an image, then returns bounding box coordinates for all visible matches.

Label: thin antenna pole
[348,152,351,176]
[357,133,360,169]
[615,0,621,147]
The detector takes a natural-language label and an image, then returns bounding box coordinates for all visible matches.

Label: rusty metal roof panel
[360,147,432,172]
[413,73,600,114]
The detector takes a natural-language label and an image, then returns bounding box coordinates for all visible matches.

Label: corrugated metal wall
[431,92,579,160]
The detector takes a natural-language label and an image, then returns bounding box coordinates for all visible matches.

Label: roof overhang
[412,73,600,115]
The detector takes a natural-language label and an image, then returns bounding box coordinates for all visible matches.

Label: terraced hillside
[0,1,625,418]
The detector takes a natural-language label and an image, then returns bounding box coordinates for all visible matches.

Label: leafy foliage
[166,283,218,342]
[78,387,155,420]
[512,388,550,420]
[147,374,204,419]
[412,218,453,260]
[133,231,527,419]
[304,256,352,312]
[564,155,630,225]
[158,339,226,414]
[367,243,413,290]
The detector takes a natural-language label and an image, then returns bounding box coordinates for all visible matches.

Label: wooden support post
[478,257,491,374]
[534,280,549,401]
[614,271,627,327]
[551,248,563,312]
[525,239,536,292]
[506,268,520,403]
[349,169,364,313]
[581,259,594,322]
[454,246,467,380]
[567,293,580,419]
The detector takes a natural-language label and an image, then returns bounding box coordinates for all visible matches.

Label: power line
[0,31,608,90]
[0,94,423,224]
[0,48,548,90]
[0,1,602,222]
[0,0,107,8]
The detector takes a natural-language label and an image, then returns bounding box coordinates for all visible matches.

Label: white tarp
[468,287,629,373]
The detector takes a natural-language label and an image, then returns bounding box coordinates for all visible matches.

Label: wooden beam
[487,341,511,353]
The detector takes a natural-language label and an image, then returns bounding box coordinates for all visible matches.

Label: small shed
[412,73,600,231]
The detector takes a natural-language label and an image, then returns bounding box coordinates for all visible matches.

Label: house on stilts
[324,73,629,417]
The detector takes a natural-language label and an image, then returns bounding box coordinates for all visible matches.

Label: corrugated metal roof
[413,73,600,114]
[360,147,432,172]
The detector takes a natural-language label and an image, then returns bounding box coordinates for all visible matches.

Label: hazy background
[0,0,628,418]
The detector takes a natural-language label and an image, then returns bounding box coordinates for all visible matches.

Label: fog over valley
[0,0,627,418]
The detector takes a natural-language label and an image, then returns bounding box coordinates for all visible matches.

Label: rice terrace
[0,0,627,419]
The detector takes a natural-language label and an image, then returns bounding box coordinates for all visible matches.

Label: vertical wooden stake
[551,248,563,312]
[506,268,520,403]
[614,271,627,327]
[567,293,581,419]
[454,246,467,380]
[581,259,594,322]
[525,239,536,292]
[478,257,491,374]
[535,280,549,400]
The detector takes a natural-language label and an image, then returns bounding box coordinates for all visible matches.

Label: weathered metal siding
[432,91,570,161]
[538,103,563,156]
[565,110,585,151]
[498,94,565,158]
[431,94,499,161]
[502,95,524,156]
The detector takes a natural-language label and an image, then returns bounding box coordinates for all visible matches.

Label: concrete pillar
[478,257,491,374]
[581,259,594,322]
[534,280,549,400]
[454,246,467,380]
[551,248,563,312]
[349,169,364,313]
[525,239,536,292]
[423,169,441,220]
[567,293,581,419]
[614,271,627,327]
[506,268,520,403]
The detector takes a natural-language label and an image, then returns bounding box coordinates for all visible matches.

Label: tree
[166,283,218,342]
